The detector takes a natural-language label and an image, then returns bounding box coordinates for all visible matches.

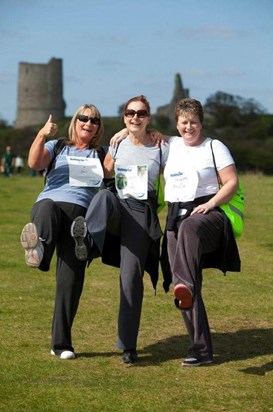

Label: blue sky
[0,0,272,126]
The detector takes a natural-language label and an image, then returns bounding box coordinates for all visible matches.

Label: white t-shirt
[164,137,234,202]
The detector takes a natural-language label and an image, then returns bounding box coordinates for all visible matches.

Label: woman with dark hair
[163,98,241,366]
[110,97,241,367]
[20,104,106,360]
[71,95,169,364]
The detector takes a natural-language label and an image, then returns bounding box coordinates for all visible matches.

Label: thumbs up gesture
[40,114,58,137]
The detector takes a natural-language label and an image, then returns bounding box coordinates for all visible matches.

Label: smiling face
[176,112,203,146]
[75,107,101,147]
[123,101,150,136]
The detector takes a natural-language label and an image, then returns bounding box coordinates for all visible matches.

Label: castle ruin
[15,58,66,128]
[15,60,188,129]
[156,73,189,127]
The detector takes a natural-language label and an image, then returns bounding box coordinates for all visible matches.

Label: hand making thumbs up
[40,114,58,137]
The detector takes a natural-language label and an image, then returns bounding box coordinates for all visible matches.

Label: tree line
[154,91,273,174]
[1,91,273,174]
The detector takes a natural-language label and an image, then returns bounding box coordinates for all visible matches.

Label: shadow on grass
[142,327,273,369]
[77,352,119,359]
[77,328,273,373]
[239,361,273,376]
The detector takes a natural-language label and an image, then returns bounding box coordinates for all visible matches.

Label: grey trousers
[167,209,225,360]
[85,190,152,351]
[31,199,86,352]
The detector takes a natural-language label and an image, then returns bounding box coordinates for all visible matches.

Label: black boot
[122,349,138,364]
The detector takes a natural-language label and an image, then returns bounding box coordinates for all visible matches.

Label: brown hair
[175,98,204,124]
[122,95,151,116]
[67,104,104,148]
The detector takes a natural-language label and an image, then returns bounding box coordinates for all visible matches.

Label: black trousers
[167,209,225,361]
[31,199,86,352]
[85,190,152,351]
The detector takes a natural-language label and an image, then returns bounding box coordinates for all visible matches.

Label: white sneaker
[50,349,76,360]
[20,222,44,267]
[182,357,213,367]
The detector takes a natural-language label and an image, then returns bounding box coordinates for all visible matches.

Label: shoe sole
[71,216,88,261]
[20,223,42,267]
[20,222,38,249]
[173,284,193,310]
[183,360,201,367]
[182,358,213,367]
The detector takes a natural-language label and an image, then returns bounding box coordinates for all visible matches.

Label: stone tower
[156,73,189,127]
[15,57,66,128]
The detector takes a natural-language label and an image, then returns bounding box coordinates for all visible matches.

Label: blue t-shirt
[36,140,108,209]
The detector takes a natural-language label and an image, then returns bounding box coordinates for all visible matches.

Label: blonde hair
[67,104,104,148]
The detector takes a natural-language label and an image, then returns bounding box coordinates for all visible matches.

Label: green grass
[0,173,273,412]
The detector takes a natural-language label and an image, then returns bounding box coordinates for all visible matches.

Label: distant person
[71,95,169,364]
[163,98,241,366]
[15,155,24,174]
[2,145,13,176]
[20,105,106,360]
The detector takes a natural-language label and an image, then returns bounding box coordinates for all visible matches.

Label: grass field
[0,173,273,411]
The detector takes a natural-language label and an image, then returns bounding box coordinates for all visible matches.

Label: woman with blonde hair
[20,104,106,360]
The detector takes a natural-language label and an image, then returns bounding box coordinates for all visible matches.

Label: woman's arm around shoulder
[103,150,115,178]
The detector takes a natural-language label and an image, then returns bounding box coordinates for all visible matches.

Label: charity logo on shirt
[115,164,148,200]
[164,166,198,202]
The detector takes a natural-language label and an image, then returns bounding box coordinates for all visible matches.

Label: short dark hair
[175,98,204,124]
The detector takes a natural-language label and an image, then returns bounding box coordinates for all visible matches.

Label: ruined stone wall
[15,58,65,128]
[156,73,189,128]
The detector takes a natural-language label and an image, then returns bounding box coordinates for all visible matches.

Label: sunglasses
[124,110,149,118]
[77,115,101,125]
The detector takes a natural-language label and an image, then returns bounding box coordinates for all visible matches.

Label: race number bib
[115,164,148,200]
[164,167,198,202]
[67,156,103,187]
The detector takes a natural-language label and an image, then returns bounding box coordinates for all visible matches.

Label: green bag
[154,176,166,213]
[154,144,166,213]
[211,140,245,238]
[219,181,245,238]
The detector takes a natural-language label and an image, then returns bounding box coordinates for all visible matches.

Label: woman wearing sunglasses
[20,104,106,360]
[109,98,241,367]
[71,95,169,364]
